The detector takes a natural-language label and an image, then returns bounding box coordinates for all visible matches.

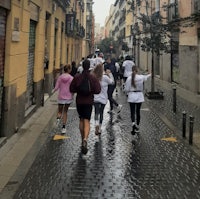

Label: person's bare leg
[57,104,62,118]
[83,119,90,140]
[81,119,90,154]
[79,118,84,140]
[62,104,70,125]
[62,111,67,126]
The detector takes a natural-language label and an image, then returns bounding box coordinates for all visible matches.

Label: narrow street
[0,1,200,198]
[6,88,200,199]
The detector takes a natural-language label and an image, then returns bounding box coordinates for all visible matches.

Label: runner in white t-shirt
[92,64,114,135]
[94,53,104,67]
[122,55,135,82]
[124,66,151,135]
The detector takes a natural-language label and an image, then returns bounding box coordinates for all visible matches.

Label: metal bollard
[182,111,186,138]
[172,85,177,113]
[189,115,194,145]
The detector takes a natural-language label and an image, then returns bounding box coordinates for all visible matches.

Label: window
[193,0,200,13]
[155,0,160,12]
[168,0,178,22]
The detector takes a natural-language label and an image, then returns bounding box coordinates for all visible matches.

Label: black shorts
[76,104,93,120]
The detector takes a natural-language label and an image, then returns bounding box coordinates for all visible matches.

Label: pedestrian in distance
[122,55,135,90]
[104,57,122,114]
[79,57,85,67]
[114,59,120,95]
[54,64,74,134]
[118,56,124,87]
[77,57,85,74]
[124,66,151,135]
[92,63,114,135]
[70,59,101,154]
[89,54,96,70]
[94,52,104,67]
[70,61,77,77]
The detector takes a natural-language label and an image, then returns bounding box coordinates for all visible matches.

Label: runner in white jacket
[124,66,151,135]
[122,55,135,82]
[93,64,114,135]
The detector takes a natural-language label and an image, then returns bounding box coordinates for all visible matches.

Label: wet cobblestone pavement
[13,89,200,199]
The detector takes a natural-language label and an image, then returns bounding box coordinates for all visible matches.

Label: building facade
[107,0,200,105]
[0,0,92,138]
[104,5,114,39]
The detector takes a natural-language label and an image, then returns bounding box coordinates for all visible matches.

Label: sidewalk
[0,92,58,193]
[144,79,200,156]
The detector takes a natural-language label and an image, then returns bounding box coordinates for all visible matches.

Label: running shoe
[82,140,88,154]
[61,128,66,134]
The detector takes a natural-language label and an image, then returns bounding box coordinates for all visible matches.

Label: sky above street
[93,0,116,26]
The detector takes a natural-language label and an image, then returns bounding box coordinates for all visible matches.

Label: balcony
[78,0,85,12]
[86,15,92,22]
[168,1,179,22]
[86,32,91,40]
[0,0,11,10]
[55,0,70,11]
[193,0,200,13]
[119,9,126,25]
[65,14,85,38]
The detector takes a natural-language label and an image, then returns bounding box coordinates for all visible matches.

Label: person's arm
[105,73,114,85]
[92,77,101,94]
[122,61,126,68]
[115,63,120,73]
[54,77,60,92]
[143,73,151,81]
[69,76,77,93]
[124,77,131,93]
[107,72,115,84]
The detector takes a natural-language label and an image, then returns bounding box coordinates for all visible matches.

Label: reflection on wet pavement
[13,89,200,199]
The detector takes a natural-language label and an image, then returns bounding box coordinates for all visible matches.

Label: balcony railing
[65,13,85,38]
[55,0,70,11]
[0,0,11,10]
[78,0,84,12]
[168,1,178,22]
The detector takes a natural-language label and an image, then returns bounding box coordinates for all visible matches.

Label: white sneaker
[122,83,125,91]
[95,125,100,135]
[107,110,114,114]
[56,118,60,126]
[135,124,139,133]
[116,88,118,95]
[61,128,66,134]
[117,104,122,113]
[132,122,139,133]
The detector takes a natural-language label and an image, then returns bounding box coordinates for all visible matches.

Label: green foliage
[98,37,116,54]
[97,36,127,55]
[138,12,173,55]
[129,0,200,55]
[122,43,129,52]
[127,0,200,92]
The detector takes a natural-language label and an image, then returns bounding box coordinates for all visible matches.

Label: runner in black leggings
[124,66,151,135]
[104,57,122,114]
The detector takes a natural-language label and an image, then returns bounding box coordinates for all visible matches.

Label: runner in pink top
[54,64,74,134]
